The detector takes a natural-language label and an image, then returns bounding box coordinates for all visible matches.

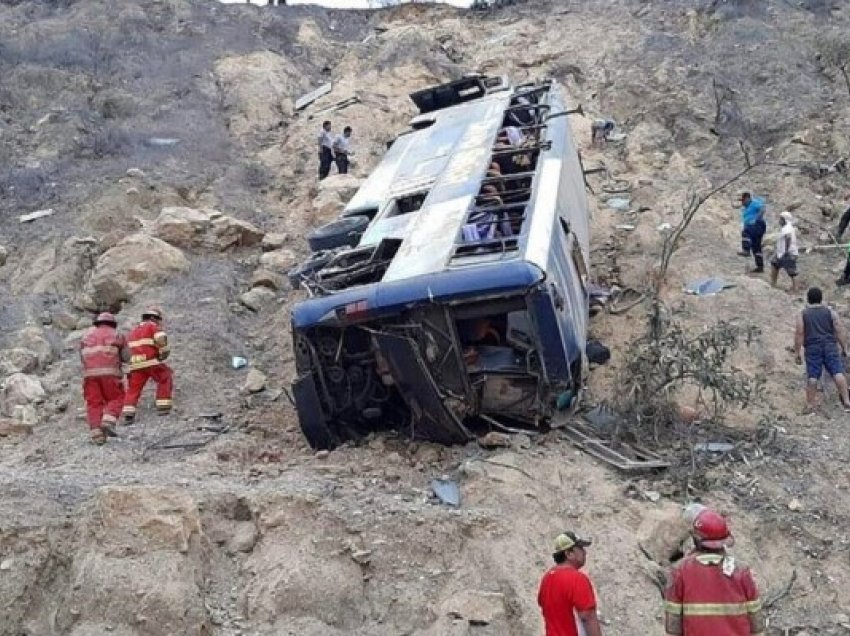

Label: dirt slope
[2,0,850,634]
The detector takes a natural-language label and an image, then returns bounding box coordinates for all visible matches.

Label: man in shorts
[794,286,850,413]
[770,211,799,291]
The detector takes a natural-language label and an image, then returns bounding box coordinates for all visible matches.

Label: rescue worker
[122,308,173,422]
[664,508,765,636]
[79,312,129,445]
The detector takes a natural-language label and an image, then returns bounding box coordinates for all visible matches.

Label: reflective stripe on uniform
[102,414,117,424]
[81,345,119,356]
[156,399,172,408]
[674,601,761,616]
[129,338,156,348]
[128,358,162,371]
[83,367,122,378]
[122,405,137,414]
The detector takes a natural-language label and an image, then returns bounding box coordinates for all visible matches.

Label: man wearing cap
[122,308,173,422]
[664,508,765,635]
[538,531,603,636]
[737,192,766,273]
[79,312,130,445]
[770,211,799,292]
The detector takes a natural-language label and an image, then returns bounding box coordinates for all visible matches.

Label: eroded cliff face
[2,1,850,634]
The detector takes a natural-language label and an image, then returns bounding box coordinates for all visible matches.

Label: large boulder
[210,214,264,250]
[147,207,264,250]
[10,236,99,297]
[13,326,54,370]
[84,234,189,309]
[1,373,46,416]
[0,348,40,375]
[146,207,211,248]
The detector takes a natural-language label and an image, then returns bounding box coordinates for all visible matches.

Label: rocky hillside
[2,0,850,634]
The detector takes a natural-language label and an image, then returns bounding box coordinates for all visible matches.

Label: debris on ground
[18,208,54,223]
[684,277,735,296]
[295,82,333,110]
[586,340,611,365]
[431,478,461,507]
[606,197,631,210]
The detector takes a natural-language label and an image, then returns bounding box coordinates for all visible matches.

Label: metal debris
[562,421,670,472]
[295,82,333,111]
[19,208,54,223]
[684,277,735,296]
[693,442,735,453]
[431,478,461,507]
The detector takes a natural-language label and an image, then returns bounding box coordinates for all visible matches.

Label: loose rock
[259,249,298,271]
[239,287,276,312]
[243,369,267,394]
[478,432,512,448]
[261,233,287,251]
[250,269,284,291]
[1,373,46,415]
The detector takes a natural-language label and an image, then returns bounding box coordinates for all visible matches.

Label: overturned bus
[289,74,591,450]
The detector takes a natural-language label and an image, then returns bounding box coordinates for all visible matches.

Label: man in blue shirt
[738,192,766,272]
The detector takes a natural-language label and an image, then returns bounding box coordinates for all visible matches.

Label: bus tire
[306,215,370,252]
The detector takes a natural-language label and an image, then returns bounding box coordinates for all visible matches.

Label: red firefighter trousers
[124,364,173,414]
[83,377,125,430]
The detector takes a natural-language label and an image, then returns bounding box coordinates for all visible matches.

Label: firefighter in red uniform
[122,308,173,422]
[664,508,765,636]
[79,312,129,445]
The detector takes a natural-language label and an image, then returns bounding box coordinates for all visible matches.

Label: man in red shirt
[664,508,765,636]
[538,531,604,636]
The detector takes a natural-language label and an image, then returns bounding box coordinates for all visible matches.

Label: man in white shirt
[770,211,799,291]
[317,120,334,180]
[333,126,353,175]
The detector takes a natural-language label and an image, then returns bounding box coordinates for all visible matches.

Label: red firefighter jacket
[664,553,763,636]
[80,325,128,378]
[127,320,170,372]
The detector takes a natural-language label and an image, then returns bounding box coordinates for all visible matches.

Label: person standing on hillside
[79,312,129,445]
[770,211,799,292]
[122,308,174,423]
[832,194,850,286]
[538,531,604,636]
[737,192,766,273]
[664,508,765,636]
[317,120,334,180]
[794,287,850,413]
[333,126,353,175]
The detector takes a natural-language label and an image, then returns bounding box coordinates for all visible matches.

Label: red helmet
[142,307,163,321]
[93,312,117,326]
[693,509,734,549]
